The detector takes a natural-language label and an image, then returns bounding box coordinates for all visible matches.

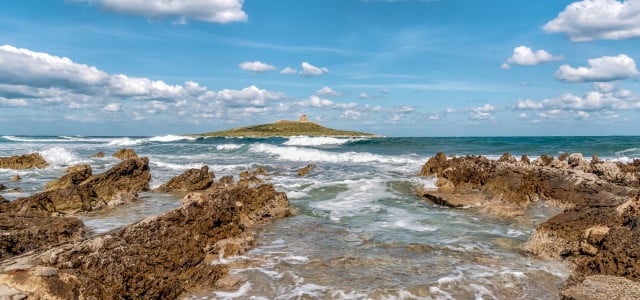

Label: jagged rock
[0,183,6,191]
[568,153,584,167]
[561,275,640,300]
[0,153,48,169]
[4,158,150,215]
[297,164,315,176]
[89,151,105,158]
[0,195,7,203]
[591,154,601,164]
[584,225,610,245]
[498,153,517,164]
[218,175,234,185]
[535,154,554,166]
[521,154,530,164]
[9,175,20,182]
[420,189,485,207]
[592,161,639,186]
[558,153,570,162]
[0,213,87,260]
[154,166,214,193]
[0,183,289,299]
[44,164,92,191]
[112,148,138,160]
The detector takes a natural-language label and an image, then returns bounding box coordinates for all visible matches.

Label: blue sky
[1,0,639,136]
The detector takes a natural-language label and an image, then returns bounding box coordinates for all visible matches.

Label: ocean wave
[283,136,364,146]
[249,144,421,165]
[39,147,87,166]
[147,135,197,143]
[150,161,204,171]
[107,137,146,147]
[216,144,243,151]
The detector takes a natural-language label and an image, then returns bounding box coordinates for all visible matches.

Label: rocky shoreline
[417,152,640,299]
[0,150,290,299]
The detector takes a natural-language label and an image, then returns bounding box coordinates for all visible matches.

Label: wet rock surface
[0,153,48,170]
[2,158,150,215]
[111,148,138,160]
[44,164,92,191]
[417,152,640,297]
[0,182,289,299]
[153,165,214,193]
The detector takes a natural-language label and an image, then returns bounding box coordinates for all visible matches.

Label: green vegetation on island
[193,117,376,138]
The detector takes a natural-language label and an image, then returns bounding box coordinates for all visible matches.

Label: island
[192,115,377,137]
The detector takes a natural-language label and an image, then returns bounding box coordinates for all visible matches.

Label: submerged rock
[112,148,138,160]
[0,183,289,299]
[153,166,214,193]
[297,164,315,176]
[89,151,105,158]
[9,175,20,182]
[0,153,48,169]
[3,158,150,215]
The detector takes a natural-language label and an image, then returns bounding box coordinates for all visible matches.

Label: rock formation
[297,164,315,177]
[44,164,92,191]
[9,175,20,182]
[0,153,48,169]
[417,152,640,296]
[2,158,150,215]
[0,183,289,299]
[153,166,214,193]
[89,151,105,158]
[112,148,138,160]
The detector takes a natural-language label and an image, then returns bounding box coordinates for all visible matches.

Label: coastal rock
[0,183,289,299]
[592,161,640,187]
[4,158,150,215]
[521,154,530,164]
[89,151,105,158]
[153,166,214,193]
[0,153,48,169]
[44,164,92,191]
[0,183,6,191]
[9,175,21,182]
[218,175,234,185]
[561,275,640,300]
[568,153,584,167]
[498,153,517,164]
[0,213,87,260]
[297,164,315,176]
[0,195,7,203]
[112,148,138,160]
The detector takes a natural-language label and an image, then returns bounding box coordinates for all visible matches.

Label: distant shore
[191,119,377,138]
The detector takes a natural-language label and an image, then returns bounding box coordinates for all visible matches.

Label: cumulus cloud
[315,86,341,96]
[513,83,639,119]
[359,92,374,99]
[102,102,122,112]
[470,104,497,120]
[77,0,248,24]
[297,95,335,108]
[341,110,362,120]
[280,67,297,75]
[216,85,286,107]
[300,62,329,77]
[502,46,562,69]
[555,54,639,83]
[239,61,276,73]
[0,97,27,107]
[0,45,108,89]
[544,0,640,42]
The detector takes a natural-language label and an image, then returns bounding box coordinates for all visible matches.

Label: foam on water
[310,179,390,221]
[213,282,251,299]
[150,161,204,171]
[39,147,87,166]
[216,144,243,151]
[148,135,197,142]
[283,136,363,146]
[107,137,146,147]
[250,144,420,165]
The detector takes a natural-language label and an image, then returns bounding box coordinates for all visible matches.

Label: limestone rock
[89,151,105,158]
[568,153,584,167]
[498,153,517,164]
[9,175,20,182]
[0,183,6,191]
[583,225,610,245]
[0,183,289,299]
[5,158,150,215]
[154,166,214,193]
[420,189,485,208]
[561,275,640,300]
[520,154,530,164]
[112,148,138,160]
[297,164,315,176]
[0,153,48,169]
[44,164,92,191]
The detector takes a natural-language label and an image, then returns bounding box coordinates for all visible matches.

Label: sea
[1,135,640,299]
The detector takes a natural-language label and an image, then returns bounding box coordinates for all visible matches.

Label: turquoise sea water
[1,135,639,299]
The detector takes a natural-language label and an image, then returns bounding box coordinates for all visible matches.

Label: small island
[193,115,376,137]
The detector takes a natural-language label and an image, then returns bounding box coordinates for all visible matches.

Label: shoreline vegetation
[191,119,377,138]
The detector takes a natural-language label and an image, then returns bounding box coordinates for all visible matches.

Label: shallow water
[2,135,638,299]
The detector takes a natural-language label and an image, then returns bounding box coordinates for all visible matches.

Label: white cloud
[446,107,456,113]
[359,92,374,99]
[297,95,335,108]
[0,45,108,89]
[544,0,640,42]
[518,112,528,119]
[216,85,286,107]
[516,99,545,110]
[576,111,590,120]
[280,67,297,75]
[300,62,329,77]
[503,46,562,68]
[0,97,27,107]
[394,105,415,114]
[341,110,362,120]
[238,61,276,73]
[315,86,341,96]
[102,102,122,112]
[470,104,497,120]
[81,0,248,24]
[555,54,638,82]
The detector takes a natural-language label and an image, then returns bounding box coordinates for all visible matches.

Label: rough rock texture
[0,183,289,299]
[417,152,640,294]
[561,275,640,300]
[2,158,150,215]
[0,183,6,191]
[44,164,92,191]
[9,175,20,182]
[112,148,138,160]
[0,214,87,260]
[153,166,214,193]
[297,164,315,177]
[0,153,48,169]
[89,151,105,158]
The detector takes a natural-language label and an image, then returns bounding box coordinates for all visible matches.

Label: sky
[1,0,640,136]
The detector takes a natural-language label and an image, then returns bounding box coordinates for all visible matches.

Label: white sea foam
[410,176,437,190]
[151,161,204,171]
[216,144,243,151]
[283,136,362,146]
[286,191,309,199]
[148,135,197,142]
[39,147,86,166]
[213,282,251,299]
[107,137,145,147]
[250,144,419,165]
[311,179,390,221]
